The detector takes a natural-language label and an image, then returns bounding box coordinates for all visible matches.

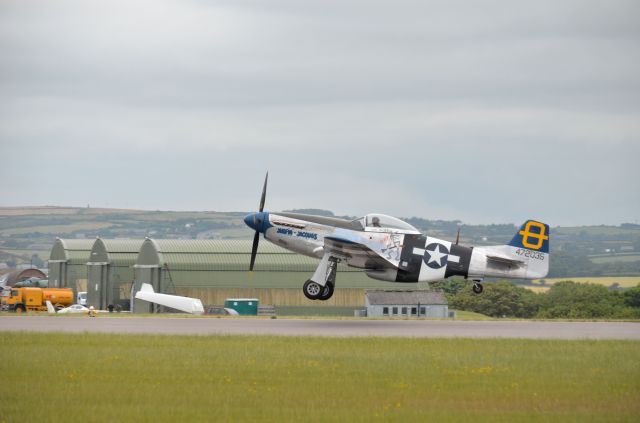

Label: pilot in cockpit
[371,216,381,227]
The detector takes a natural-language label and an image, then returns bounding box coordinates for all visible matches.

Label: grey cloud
[1,0,639,225]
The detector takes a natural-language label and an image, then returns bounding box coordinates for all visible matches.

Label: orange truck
[1,287,74,313]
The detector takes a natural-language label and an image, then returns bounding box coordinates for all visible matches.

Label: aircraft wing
[323,235,398,270]
[135,283,205,314]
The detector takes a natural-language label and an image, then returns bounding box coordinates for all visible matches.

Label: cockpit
[350,214,420,233]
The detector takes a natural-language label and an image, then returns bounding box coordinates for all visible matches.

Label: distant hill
[0,206,638,278]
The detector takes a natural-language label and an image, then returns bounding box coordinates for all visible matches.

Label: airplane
[244,173,549,301]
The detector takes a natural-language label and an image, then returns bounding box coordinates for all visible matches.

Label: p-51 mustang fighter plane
[244,174,549,301]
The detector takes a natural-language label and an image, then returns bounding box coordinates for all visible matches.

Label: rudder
[508,220,550,253]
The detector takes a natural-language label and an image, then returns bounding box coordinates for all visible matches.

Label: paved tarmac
[1,316,639,339]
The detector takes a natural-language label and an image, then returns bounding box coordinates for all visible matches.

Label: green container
[224,298,259,315]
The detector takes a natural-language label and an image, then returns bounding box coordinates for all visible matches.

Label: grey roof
[365,290,448,305]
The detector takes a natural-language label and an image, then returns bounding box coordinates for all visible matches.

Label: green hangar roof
[135,239,339,272]
[88,238,144,266]
[49,238,95,263]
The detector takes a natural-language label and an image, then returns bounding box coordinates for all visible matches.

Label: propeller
[455,227,461,245]
[249,172,268,271]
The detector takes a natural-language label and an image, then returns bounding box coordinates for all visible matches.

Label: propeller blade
[259,172,268,212]
[249,230,260,271]
[455,227,460,245]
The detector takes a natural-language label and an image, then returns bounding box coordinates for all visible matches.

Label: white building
[365,290,449,318]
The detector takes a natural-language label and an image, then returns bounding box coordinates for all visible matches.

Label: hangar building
[365,290,449,318]
[1,268,47,287]
[49,238,411,312]
[131,238,368,313]
[48,239,94,293]
[86,238,144,310]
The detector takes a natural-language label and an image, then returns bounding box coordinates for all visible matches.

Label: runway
[1,316,639,339]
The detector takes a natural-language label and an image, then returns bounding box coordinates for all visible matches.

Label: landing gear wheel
[303,280,323,300]
[472,282,484,294]
[318,282,335,301]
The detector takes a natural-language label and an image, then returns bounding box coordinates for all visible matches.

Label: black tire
[472,283,484,294]
[318,282,335,301]
[303,280,323,300]
[14,304,26,313]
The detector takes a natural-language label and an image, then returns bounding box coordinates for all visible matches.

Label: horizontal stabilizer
[46,300,56,314]
[135,283,204,314]
[486,254,525,266]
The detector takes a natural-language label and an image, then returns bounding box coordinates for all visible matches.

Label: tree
[536,281,627,319]
[623,284,640,308]
[430,279,468,295]
[449,281,540,318]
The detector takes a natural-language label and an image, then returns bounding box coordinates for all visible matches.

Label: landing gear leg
[317,258,338,301]
[303,256,339,301]
[472,281,484,294]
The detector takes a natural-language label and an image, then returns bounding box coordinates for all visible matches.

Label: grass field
[555,226,640,236]
[0,222,115,235]
[535,277,640,288]
[1,333,638,422]
[522,285,550,293]
[590,254,640,264]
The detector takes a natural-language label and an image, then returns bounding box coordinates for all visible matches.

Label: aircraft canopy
[352,214,420,233]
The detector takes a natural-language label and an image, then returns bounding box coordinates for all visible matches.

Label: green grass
[590,254,640,264]
[452,310,493,320]
[1,249,51,260]
[1,333,638,422]
[1,222,115,235]
[555,226,640,236]
[535,277,640,288]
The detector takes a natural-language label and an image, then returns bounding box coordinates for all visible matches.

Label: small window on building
[392,307,398,315]
[248,302,253,305]
[420,307,426,315]
[383,307,389,316]
[401,307,407,315]
[234,302,238,306]
[411,307,417,315]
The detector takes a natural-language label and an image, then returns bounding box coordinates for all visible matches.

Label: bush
[449,281,540,318]
[447,280,640,319]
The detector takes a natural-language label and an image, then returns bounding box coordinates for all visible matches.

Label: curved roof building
[86,238,144,309]
[48,239,94,291]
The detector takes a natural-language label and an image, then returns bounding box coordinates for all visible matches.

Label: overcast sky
[1,0,639,226]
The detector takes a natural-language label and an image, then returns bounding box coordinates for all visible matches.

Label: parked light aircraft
[244,174,549,301]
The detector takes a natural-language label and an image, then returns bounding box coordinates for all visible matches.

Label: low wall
[176,288,365,307]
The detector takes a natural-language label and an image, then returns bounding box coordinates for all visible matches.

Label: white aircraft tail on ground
[134,284,205,314]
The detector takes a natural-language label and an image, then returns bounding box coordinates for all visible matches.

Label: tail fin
[473,220,550,280]
[508,220,550,253]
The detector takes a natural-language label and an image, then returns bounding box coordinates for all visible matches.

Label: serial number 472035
[515,248,545,260]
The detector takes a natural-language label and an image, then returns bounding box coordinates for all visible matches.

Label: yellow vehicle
[1,287,11,310]
[2,287,74,313]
